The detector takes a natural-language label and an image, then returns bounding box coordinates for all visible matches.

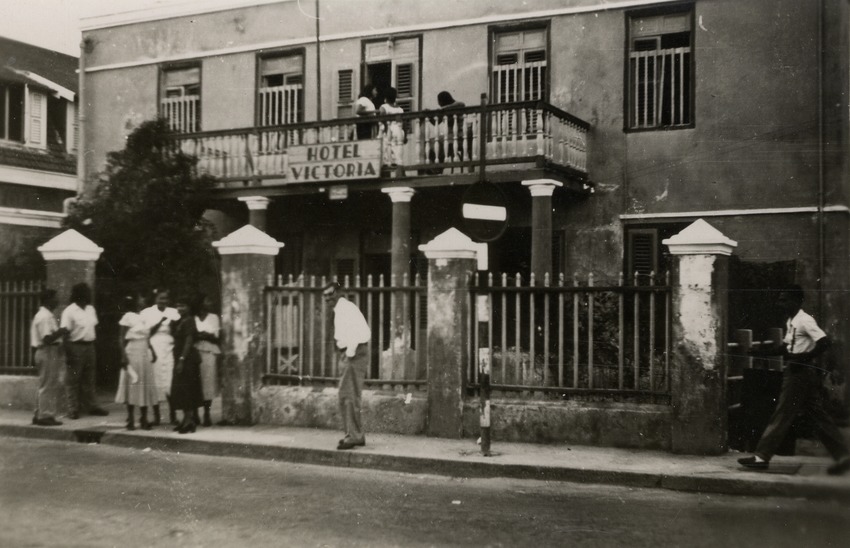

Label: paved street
[1,438,848,547]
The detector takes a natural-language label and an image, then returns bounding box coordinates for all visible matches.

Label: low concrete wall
[0,376,38,412]
[253,386,428,435]
[462,399,672,451]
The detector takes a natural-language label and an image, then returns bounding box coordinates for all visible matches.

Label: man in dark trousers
[61,282,109,419]
[323,282,371,450]
[738,285,850,475]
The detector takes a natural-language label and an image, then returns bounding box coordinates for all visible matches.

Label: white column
[238,196,271,232]
[522,179,562,282]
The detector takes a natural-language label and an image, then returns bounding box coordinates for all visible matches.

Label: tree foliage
[65,118,218,297]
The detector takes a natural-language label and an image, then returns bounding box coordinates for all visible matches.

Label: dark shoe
[738,456,769,470]
[89,407,109,416]
[126,422,136,431]
[337,438,365,450]
[178,422,196,434]
[203,416,212,427]
[68,412,80,420]
[827,457,850,476]
[46,417,63,426]
[33,417,61,427]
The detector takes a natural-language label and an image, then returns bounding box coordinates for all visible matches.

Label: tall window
[491,28,547,104]
[258,53,304,126]
[160,65,201,133]
[627,9,693,130]
[0,83,25,142]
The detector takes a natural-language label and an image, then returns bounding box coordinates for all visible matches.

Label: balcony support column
[381,186,417,381]
[238,196,271,232]
[522,179,562,283]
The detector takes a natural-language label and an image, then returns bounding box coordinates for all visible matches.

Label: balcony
[171,100,590,194]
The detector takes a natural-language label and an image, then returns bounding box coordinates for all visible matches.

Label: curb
[3,423,849,503]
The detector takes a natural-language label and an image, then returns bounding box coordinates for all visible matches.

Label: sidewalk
[2,401,849,503]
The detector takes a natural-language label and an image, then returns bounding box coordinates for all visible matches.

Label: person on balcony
[379,86,405,168]
[323,282,371,450]
[30,289,68,426]
[738,285,850,475]
[142,289,181,426]
[427,91,470,173]
[61,283,109,420]
[115,294,159,431]
[194,293,221,427]
[355,84,378,140]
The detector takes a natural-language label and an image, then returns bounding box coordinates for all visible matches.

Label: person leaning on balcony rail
[355,84,378,140]
[738,284,850,475]
[427,91,469,173]
[323,282,372,450]
[61,282,109,420]
[379,86,406,168]
[115,294,159,431]
[30,288,68,426]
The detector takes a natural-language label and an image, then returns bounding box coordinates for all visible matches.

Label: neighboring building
[80,0,849,352]
[0,37,78,279]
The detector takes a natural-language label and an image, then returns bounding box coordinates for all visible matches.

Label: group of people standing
[355,84,468,170]
[30,285,221,435]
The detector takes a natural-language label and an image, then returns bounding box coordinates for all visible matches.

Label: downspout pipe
[315,0,322,122]
[76,37,90,196]
[816,0,825,318]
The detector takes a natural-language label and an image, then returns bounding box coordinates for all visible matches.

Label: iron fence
[263,274,426,392]
[0,280,44,375]
[469,272,671,403]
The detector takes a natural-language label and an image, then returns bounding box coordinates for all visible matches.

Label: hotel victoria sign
[287,140,382,182]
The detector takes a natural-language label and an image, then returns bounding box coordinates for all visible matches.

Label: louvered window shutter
[336,69,354,118]
[27,90,47,147]
[628,229,658,282]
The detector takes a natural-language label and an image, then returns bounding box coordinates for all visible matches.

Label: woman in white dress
[379,86,405,168]
[194,294,221,427]
[115,294,159,430]
[141,290,181,425]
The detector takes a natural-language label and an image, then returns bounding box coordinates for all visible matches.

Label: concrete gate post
[37,229,103,307]
[663,219,737,455]
[419,228,478,438]
[212,225,283,425]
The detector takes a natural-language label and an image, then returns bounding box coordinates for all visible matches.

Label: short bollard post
[477,293,492,456]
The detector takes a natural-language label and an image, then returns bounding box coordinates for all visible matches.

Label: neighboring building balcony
[170,100,590,194]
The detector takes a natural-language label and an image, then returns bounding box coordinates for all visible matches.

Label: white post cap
[38,229,103,261]
[418,227,479,260]
[662,219,738,256]
[212,224,284,256]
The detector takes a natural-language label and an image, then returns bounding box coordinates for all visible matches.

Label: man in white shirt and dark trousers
[323,283,371,450]
[738,285,850,475]
[61,283,109,419]
[30,289,68,426]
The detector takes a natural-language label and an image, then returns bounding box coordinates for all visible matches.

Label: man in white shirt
[30,289,68,426]
[61,282,108,419]
[738,285,849,475]
[324,282,371,450]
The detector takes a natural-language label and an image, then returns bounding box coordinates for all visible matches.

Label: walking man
[61,282,109,419]
[30,289,68,426]
[323,282,371,450]
[738,285,850,475]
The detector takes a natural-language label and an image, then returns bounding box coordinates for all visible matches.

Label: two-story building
[79,0,849,356]
[0,37,78,278]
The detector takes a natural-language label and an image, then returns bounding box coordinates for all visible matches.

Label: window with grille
[258,53,304,126]
[491,28,547,104]
[627,9,693,130]
[160,65,201,133]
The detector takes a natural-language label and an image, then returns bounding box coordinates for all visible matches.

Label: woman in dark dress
[170,296,204,434]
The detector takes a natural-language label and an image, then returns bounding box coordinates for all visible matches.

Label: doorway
[367,62,392,108]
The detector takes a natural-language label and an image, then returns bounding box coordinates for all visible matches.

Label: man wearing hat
[323,282,371,450]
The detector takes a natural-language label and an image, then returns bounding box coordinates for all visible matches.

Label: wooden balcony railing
[171,100,589,185]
